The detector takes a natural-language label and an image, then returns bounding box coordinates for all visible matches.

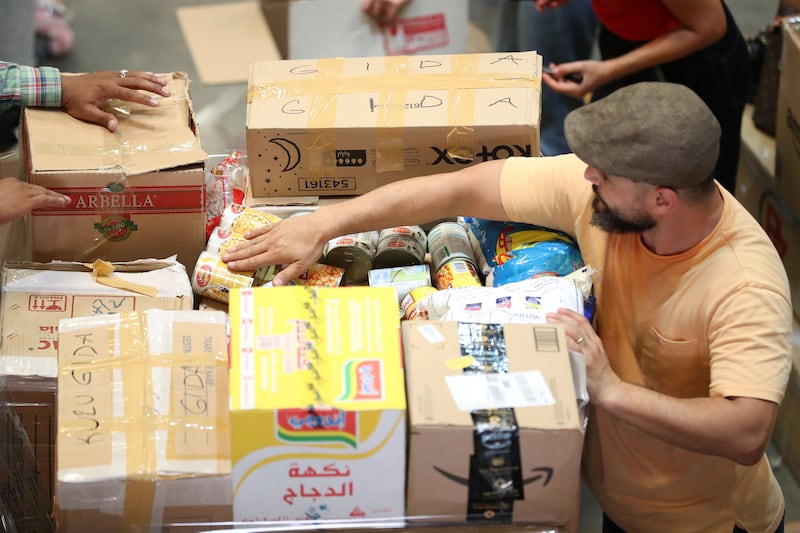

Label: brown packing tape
[248,55,537,176]
[88,259,161,297]
[58,313,145,472]
[123,478,158,529]
[161,319,230,463]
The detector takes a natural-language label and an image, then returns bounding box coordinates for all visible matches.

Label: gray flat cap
[564,82,721,189]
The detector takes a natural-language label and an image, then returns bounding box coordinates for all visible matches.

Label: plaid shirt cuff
[20,65,62,108]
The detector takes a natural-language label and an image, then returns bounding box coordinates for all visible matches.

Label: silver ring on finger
[576,336,585,345]
[119,69,128,78]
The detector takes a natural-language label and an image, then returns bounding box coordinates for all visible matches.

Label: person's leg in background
[492,0,598,156]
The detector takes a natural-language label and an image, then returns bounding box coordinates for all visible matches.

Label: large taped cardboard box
[736,104,800,323]
[55,309,231,531]
[775,16,800,216]
[772,318,800,484]
[261,0,468,60]
[0,258,194,378]
[22,72,207,271]
[246,51,541,197]
[402,321,586,532]
[229,286,406,523]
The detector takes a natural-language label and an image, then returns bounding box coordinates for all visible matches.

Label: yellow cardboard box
[229,286,406,523]
[246,51,541,197]
[55,309,231,531]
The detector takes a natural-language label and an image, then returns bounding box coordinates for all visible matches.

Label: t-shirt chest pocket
[636,326,710,398]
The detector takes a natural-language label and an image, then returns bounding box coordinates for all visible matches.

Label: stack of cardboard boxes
[735,16,800,485]
[0,6,591,529]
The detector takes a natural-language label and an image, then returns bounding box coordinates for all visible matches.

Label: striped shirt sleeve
[0,61,62,109]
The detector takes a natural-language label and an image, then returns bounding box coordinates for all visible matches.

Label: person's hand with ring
[546,307,622,403]
[60,69,170,132]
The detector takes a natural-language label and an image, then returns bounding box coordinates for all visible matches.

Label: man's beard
[590,187,656,234]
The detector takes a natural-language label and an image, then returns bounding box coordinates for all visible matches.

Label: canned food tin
[400,286,438,320]
[295,263,346,287]
[373,230,427,269]
[434,258,482,290]
[192,251,254,303]
[220,204,282,234]
[427,221,477,273]
[323,231,379,284]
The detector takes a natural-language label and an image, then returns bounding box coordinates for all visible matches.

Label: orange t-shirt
[593,0,680,41]
[500,155,792,532]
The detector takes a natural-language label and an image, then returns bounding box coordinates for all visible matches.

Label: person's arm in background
[539,0,727,99]
[0,61,170,131]
[361,0,410,25]
[223,159,510,286]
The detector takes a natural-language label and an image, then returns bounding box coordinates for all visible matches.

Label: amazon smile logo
[433,466,553,487]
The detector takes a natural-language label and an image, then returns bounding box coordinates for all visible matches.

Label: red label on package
[383,13,449,55]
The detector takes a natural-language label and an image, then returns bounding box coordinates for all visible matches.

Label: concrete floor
[26,0,800,530]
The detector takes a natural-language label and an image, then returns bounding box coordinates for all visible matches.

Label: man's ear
[652,186,679,214]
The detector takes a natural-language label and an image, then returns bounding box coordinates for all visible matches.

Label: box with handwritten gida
[55,309,232,531]
[246,51,542,197]
[228,286,406,523]
[0,258,193,379]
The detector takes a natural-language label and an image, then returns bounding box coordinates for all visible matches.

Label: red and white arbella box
[21,72,208,271]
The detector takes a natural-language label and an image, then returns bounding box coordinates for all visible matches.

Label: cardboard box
[244,173,352,218]
[22,72,208,271]
[55,309,232,531]
[246,51,541,197]
[736,104,800,322]
[229,286,406,523]
[0,258,194,378]
[772,318,800,484]
[402,321,585,530]
[0,375,56,531]
[775,16,800,216]
[261,0,468,60]
[177,1,283,86]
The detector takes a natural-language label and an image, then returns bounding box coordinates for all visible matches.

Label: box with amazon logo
[20,72,207,272]
[401,321,586,531]
[228,286,406,524]
[246,51,541,197]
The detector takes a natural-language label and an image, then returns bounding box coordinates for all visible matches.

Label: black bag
[748,22,782,136]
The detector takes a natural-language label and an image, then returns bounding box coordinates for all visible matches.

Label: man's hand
[0,178,70,224]
[546,307,621,402]
[222,215,329,287]
[60,70,170,132]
